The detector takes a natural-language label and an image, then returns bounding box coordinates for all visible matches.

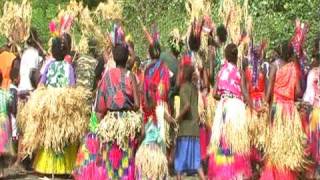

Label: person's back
[216,61,242,99]
[273,59,299,102]
[74,55,98,90]
[178,81,199,137]
[19,47,42,91]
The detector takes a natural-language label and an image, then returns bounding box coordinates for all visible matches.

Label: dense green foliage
[0,0,319,58]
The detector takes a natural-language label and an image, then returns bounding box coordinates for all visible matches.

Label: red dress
[260,62,303,180]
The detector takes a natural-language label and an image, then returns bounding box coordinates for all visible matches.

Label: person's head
[148,42,161,59]
[61,33,72,55]
[216,25,227,44]
[225,43,238,64]
[112,44,129,68]
[188,32,201,52]
[51,37,66,61]
[27,27,41,48]
[280,41,294,62]
[10,58,20,85]
[183,64,194,83]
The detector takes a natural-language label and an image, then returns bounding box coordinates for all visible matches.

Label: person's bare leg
[176,174,182,180]
[0,168,4,178]
[198,167,206,180]
[13,138,23,166]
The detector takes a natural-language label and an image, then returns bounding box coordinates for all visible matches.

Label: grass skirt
[174,137,201,174]
[263,102,306,170]
[17,87,91,155]
[33,144,78,174]
[209,97,250,154]
[208,97,251,179]
[135,143,168,179]
[135,119,168,179]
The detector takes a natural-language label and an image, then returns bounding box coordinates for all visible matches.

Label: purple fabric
[68,64,76,86]
[40,60,76,86]
[40,61,54,84]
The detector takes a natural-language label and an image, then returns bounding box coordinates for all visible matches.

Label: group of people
[0,12,319,180]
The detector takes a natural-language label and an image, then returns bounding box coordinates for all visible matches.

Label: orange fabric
[0,51,16,89]
[273,62,298,102]
[245,67,265,99]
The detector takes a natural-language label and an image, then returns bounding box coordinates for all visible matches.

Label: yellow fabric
[0,51,16,89]
[310,108,320,131]
[33,144,78,174]
[214,150,234,165]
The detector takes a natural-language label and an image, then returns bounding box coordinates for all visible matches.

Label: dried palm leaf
[0,0,31,44]
[18,87,91,156]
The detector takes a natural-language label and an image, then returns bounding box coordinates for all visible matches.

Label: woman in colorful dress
[208,43,253,180]
[260,41,305,180]
[33,36,77,174]
[74,42,140,179]
[0,71,14,178]
[303,38,320,178]
[243,43,269,178]
[135,25,174,179]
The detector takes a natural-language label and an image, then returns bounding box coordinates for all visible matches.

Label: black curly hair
[51,37,66,61]
[225,43,238,64]
[280,40,294,62]
[149,42,161,59]
[112,44,129,68]
[217,25,228,43]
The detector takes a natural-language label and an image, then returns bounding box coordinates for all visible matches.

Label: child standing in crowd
[9,63,22,168]
[175,63,205,180]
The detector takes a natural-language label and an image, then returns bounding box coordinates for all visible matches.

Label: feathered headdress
[291,19,308,58]
[250,40,267,88]
[110,23,126,47]
[49,14,74,37]
[143,23,161,58]
[291,19,308,76]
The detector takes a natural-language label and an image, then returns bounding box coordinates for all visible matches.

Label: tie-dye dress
[74,68,136,180]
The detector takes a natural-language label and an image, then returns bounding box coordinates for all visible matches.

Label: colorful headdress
[250,40,267,87]
[291,19,308,58]
[49,14,74,37]
[143,23,161,58]
[110,23,126,47]
[290,19,308,76]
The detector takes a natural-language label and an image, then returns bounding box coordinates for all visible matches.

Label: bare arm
[240,70,253,108]
[295,75,303,100]
[265,64,276,104]
[130,72,140,111]
[208,45,216,85]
